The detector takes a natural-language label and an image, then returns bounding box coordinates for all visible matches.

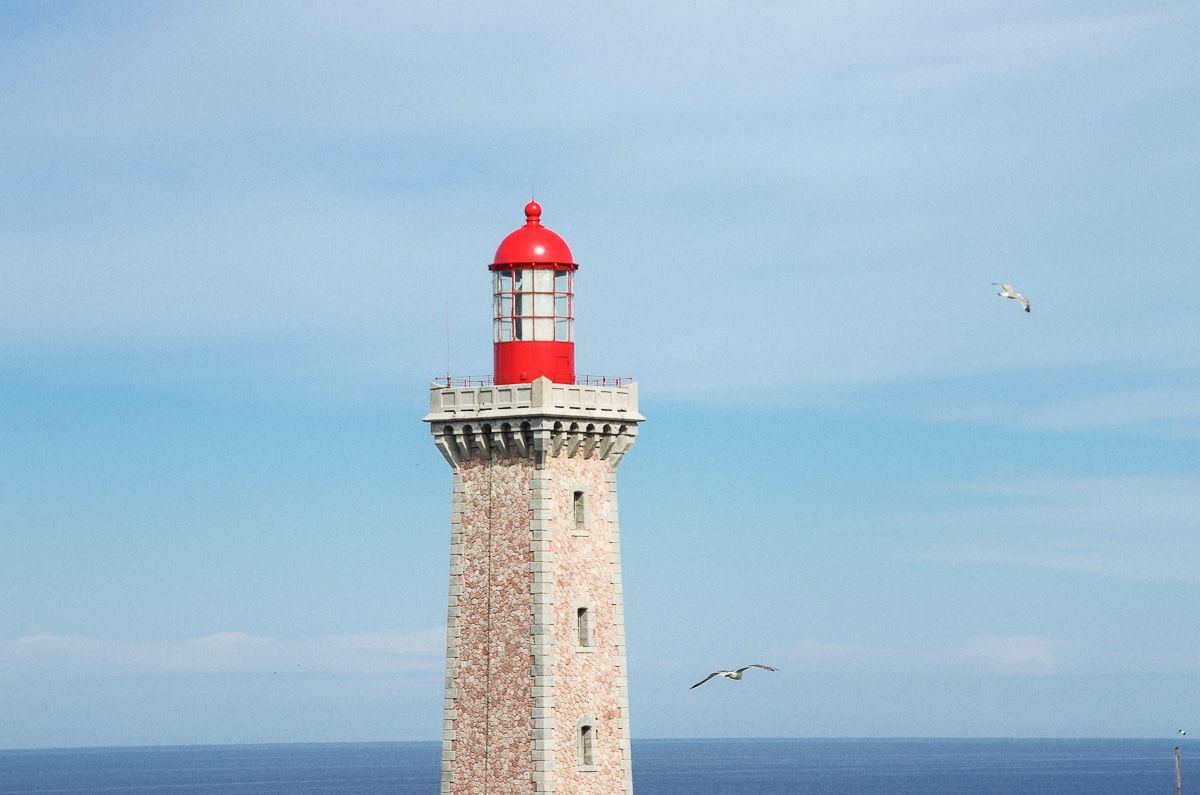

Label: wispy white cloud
[925,385,1200,439]
[896,474,1200,581]
[783,634,1068,676]
[1018,387,1200,437]
[791,638,874,661]
[0,628,444,682]
[962,634,1057,674]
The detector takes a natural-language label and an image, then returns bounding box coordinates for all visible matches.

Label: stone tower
[424,202,643,794]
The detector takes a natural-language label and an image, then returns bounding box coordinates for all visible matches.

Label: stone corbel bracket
[430,417,639,470]
[425,377,644,471]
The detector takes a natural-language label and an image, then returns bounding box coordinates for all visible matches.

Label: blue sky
[1,1,1198,748]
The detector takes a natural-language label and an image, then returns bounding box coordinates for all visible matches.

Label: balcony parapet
[424,376,642,423]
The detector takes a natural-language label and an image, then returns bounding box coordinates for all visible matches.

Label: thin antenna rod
[445,300,451,387]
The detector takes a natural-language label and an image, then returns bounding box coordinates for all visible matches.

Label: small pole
[1177,746,1182,795]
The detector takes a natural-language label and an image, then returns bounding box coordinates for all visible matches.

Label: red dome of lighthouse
[492,201,575,265]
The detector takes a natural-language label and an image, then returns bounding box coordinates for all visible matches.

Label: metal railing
[576,374,634,387]
[433,374,633,388]
[434,375,494,388]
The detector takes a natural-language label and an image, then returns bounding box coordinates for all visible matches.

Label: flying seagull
[992,282,1031,313]
[1181,729,1188,736]
[690,664,778,689]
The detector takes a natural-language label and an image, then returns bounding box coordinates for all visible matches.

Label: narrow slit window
[579,723,595,768]
[576,606,592,648]
[573,490,585,534]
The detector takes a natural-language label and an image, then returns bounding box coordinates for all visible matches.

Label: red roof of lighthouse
[492,201,575,266]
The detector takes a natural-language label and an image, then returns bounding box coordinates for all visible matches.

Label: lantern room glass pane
[554,295,568,317]
[517,318,533,340]
[499,319,512,341]
[498,270,512,292]
[555,319,570,341]
[534,293,553,316]
[535,317,553,340]
[514,269,531,292]
[534,269,553,292]
[500,294,512,317]
[554,270,567,293]
[514,293,530,317]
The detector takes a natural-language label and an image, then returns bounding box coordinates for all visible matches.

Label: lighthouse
[424,202,643,794]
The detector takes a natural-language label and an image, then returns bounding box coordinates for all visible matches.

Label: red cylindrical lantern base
[494,341,574,385]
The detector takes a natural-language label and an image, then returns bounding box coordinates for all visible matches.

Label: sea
[0,738,1183,794]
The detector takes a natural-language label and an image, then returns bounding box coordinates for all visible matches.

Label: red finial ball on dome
[525,200,542,224]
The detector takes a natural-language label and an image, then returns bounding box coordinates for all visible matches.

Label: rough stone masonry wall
[447,456,536,794]
[547,451,631,794]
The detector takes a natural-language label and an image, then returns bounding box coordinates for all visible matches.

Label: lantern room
[490,201,578,385]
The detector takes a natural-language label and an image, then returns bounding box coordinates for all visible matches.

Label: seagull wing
[735,664,779,674]
[690,671,724,689]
